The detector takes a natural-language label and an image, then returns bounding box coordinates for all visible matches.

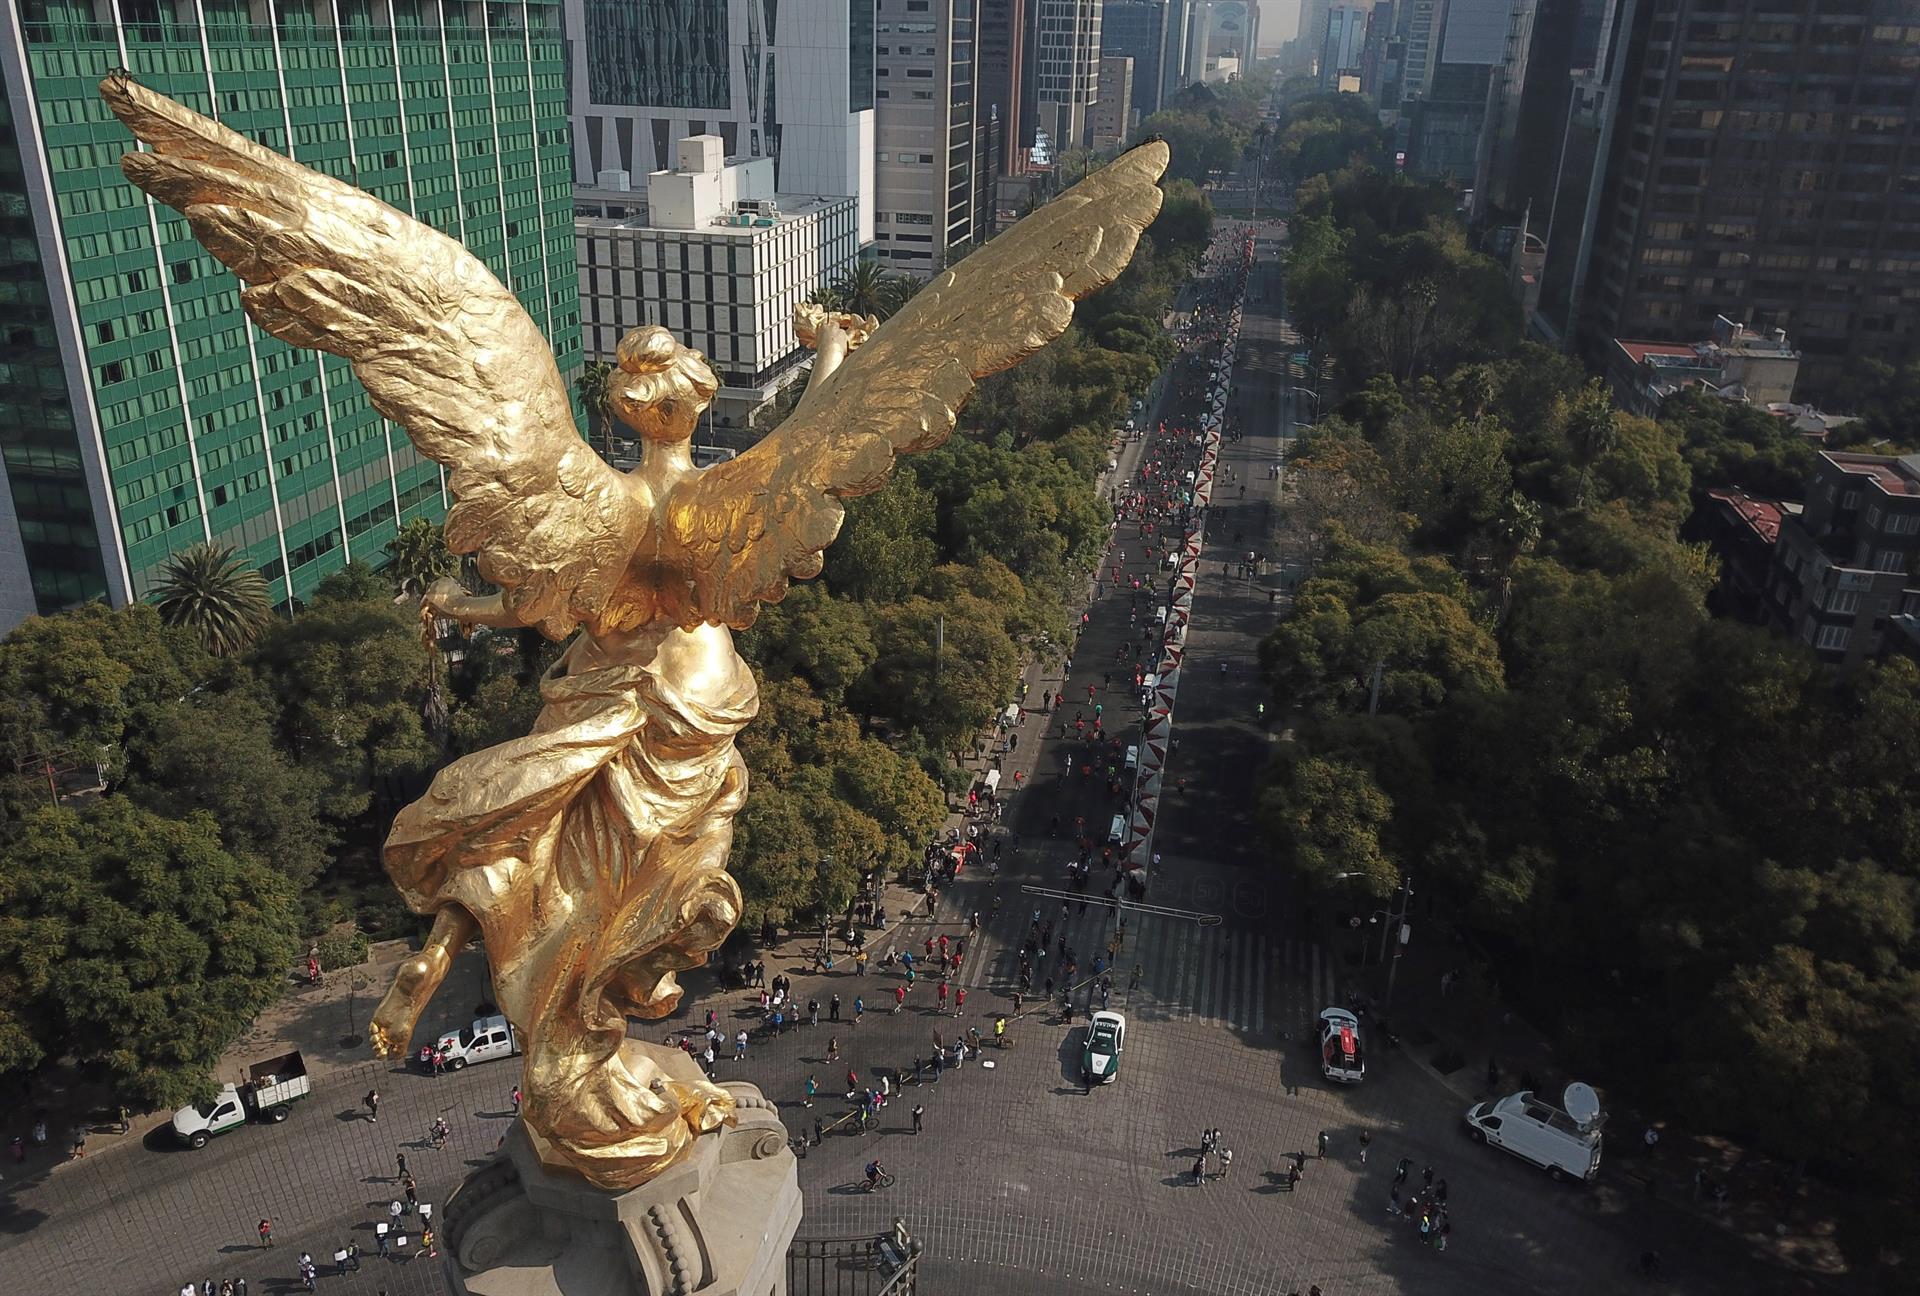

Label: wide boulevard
[0,223,1822,1296]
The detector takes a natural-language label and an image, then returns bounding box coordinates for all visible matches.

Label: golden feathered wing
[668,140,1170,629]
[101,74,639,640]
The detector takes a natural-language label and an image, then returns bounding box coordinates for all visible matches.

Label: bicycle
[862,1170,895,1192]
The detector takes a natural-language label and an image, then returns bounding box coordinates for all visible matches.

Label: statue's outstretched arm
[425,577,523,630]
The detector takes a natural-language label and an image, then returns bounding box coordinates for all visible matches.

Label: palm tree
[1566,383,1619,466]
[1454,364,1498,420]
[1488,492,1542,624]
[151,540,273,657]
[574,359,617,459]
[828,261,910,321]
[1565,383,1619,507]
[384,516,454,598]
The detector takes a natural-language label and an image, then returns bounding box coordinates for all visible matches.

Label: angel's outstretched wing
[101,75,641,640]
[667,141,1170,629]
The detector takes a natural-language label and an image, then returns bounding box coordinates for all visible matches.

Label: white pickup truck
[425,1014,519,1071]
[171,1051,311,1148]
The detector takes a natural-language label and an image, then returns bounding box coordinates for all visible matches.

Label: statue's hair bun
[616,325,680,376]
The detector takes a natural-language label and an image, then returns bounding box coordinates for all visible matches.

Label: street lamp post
[1380,876,1414,1012]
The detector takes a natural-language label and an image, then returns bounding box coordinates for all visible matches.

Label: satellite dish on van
[1563,1082,1602,1125]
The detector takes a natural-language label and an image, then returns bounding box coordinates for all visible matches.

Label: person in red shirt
[955,988,967,1016]
[893,985,907,1013]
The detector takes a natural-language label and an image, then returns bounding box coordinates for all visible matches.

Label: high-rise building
[977,0,1030,173]
[872,0,977,274]
[1296,0,1332,73]
[1402,0,1507,179]
[1357,0,1396,100]
[1033,0,1103,154]
[1090,55,1136,150]
[1320,3,1369,89]
[1200,0,1259,60]
[1102,0,1171,118]
[1470,0,1538,213]
[1164,0,1201,100]
[568,0,876,245]
[1391,0,1440,109]
[0,0,578,631]
[1572,0,1920,399]
[1529,0,1643,350]
[1482,0,1606,221]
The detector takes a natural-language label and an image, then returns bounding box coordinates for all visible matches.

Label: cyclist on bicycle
[865,1159,887,1189]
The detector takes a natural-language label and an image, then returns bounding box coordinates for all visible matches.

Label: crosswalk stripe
[1230,930,1248,1028]
[1181,924,1202,1021]
[1249,934,1266,1034]
[1190,933,1205,1021]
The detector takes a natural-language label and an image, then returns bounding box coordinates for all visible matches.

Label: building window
[1827,588,1860,615]
[582,0,731,109]
[1815,624,1851,652]
[1876,549,1907,573]
[1841,489,1861,509]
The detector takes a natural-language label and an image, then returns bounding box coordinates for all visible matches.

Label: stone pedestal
[441,1063,801,1296]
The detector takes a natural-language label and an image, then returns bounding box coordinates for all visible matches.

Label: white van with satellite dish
[1463,1082,1605,1183]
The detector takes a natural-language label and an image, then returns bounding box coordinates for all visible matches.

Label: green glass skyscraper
[0,0,580,629]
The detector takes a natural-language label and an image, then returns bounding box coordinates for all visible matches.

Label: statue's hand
[794,304,876,352]
[424,577,517,632]
[424,577,468,618]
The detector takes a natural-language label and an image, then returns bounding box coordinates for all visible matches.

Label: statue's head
[610,326,718,444]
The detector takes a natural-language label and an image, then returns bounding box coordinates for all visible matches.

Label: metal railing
[787,1218,920,1296]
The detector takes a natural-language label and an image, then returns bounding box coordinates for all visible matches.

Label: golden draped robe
[384,626,756,1186]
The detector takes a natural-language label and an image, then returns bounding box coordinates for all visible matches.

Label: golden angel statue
[103,73,1166,1190]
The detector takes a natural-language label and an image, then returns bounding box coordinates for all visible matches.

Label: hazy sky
[1259,0,1304,53]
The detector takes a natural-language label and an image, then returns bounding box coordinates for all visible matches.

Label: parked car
[1463,1083,1605,1183]
[1082,1011,1126,1085]
[171,1051,310,1148]
[1317,1007,1364,1084]
[426,1014,519,1071]
[1107,813,1127,845]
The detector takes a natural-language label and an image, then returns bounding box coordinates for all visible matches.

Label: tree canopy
[1260,154,1920,1241]
[0,799,302,1106]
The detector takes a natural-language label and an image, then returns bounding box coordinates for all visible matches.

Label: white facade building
[575,138,860,429]
[567,0,876,244]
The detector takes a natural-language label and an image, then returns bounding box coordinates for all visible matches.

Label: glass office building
[0,0,580,630]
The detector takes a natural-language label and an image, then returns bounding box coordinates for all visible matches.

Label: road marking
[1250,933,1267,1034]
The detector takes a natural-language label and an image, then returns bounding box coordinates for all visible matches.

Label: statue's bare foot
[369,947,451,1057]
